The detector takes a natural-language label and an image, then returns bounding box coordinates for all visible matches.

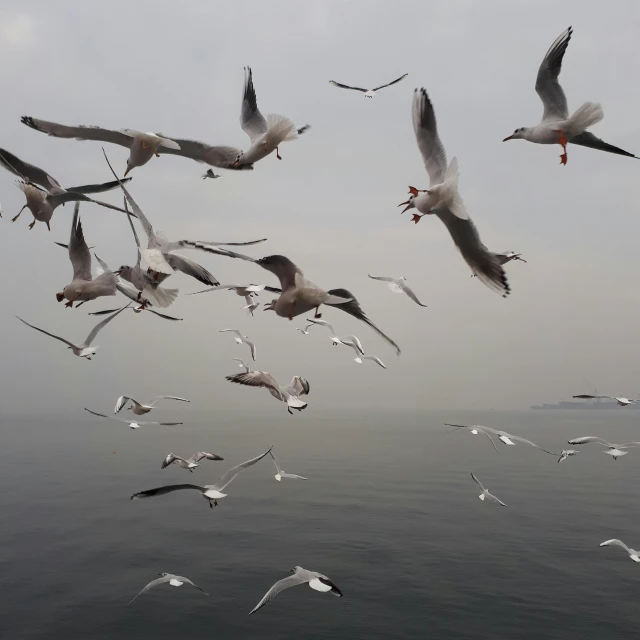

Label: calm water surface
[2,409,639,639]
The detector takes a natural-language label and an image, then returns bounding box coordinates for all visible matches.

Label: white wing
[600,539,632,553]
[244,338,257,361]
[399,282,427,307]
[212,447,273,492]
[150,395,190,406]
[83,304,130,346]
[470,472,486,492]
[567,436,615,447]
[486,491,507,507]
[269,450,283,475]
[114,395,142,413]
[412,88,448,185]
[128,575,171,604]
[249,573,308,615]
[361,354,386,369]
[225,370,284,400]
[305,318,336,335]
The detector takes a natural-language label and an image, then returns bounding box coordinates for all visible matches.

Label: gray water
[2,409,639,639]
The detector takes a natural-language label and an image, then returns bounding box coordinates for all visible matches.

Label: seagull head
[503,128,526,142]
[398,194,415,214]
[56,292,65,302]
[158,572,169,577]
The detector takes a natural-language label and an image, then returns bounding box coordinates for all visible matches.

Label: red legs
[557,130,568,165]
[314,306,322,318]
[12,205,26,223]
[276,146,282,160]
[288,301,296,320]
[408,186,428,197]
[412,214,423,224]
[65,301,74,308]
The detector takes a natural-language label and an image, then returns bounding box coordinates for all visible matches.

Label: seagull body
[471,472,507,507]
[600,539,640,563]
[249,566,342,615]
[162,451,224,472]
[446,423,556,455]
[567,436,640,460]
[270,450,307,481]
[226,371,309,414]
[131,447,273,507]
[401,89,509,297]
[129,573,208,604]
[84,408,182,430]
[368,275,427,307]
[329,73,407,98]
[57,204,118,307]
[219,329,257,361]
[557,449,580,463]
[21,116,251,175]
[114,394,190,415]
[573,394,636,407]
[234,67,310,167]
[503,27,636,164]
[16,305,129,359]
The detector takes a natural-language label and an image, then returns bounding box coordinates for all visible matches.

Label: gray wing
[241,67,268,142]
[150,395,190,405]
[486,492,508,507]
[130,484,206,500]
[66,176,132,195]
[269,450,283,474]
[249,574,308,615]
[156,138,249,170]
[505,433,556,455]
[84,304,130,346]
[434,208,510,297]
[146,309,183,321]
[0,148,63,192]
[567,436,614,446]
[48,191,129,215]
[21,116,134,147]
[329,80,368,93]
[412,88,448,184]
[16,316,77,349]
[368,275,395,282]
[373,73,408,92]
[225,371,284,400]
[569,131,638,158]
[572,394,613,400]
[212,447,273,491]
[535,27,572,122]
[284,376,310,397]
[69,203,93,281]
[128,576,171,604]
[481,430,499,452]
[192,451,224,462]
[470,472,486,492]
[175,576,209,596]
[399,282,427,307]
[164,253,219,286]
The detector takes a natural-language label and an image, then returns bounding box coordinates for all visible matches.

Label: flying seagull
[131,447,273,507]
[21,116,251,175]
[128,573,208,605]
[56,203,118,308]
[400,89,510,297]
[16,304,129,360]
[572,394,637,407]
[114,395,190,415]
[446,423,500,452]
[219,329,257,361]
[84,408,183,430]
[600,539,640,563]
[329,73,408,98]
[270,450,307,481]
[233,358,253,373]
[503,27,637,163]
[368,275,427,307]
[234,67,310,167]
[161,452,224,472]
[226,372,310,414]
[470,472,507,507]
[189,284,266,315]
[567,436,640,460]
[557,449,580,463]
[445,424,556,455]
[249,566,342,615]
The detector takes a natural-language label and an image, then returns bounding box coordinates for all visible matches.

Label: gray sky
[1,0,639,413]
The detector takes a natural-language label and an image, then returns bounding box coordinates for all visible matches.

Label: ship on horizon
[531,397,640,410]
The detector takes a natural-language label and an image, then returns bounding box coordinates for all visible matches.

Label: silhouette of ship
[530,398,640,410]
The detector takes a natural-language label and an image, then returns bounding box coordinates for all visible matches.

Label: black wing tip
[21,116,42,132]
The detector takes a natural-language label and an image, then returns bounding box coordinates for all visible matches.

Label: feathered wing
[150,395,190,406]
[535,27,572,122]
[114,395,141,413]
[156,138,250,170]
[225,371,284,400]
[69,203,93,281]
[211,447,273,492]
[412,88,448,184]
[399,282,427,307]
[128,576,171,604]
[567,436,614,447]
[470,472,486,492]
[285,376,310,397]
[21,116,136,147]
[83,304,130,346]
[241,67,268,141]
[329,80,368,93]
[249,574,308,615]
[600,539,632,553]
[16,317,78,350]
[164,253,219,286]
[67,176,132,195]
[131,484,206,500]
[373,72,408,92]
[192,452,224,462]
[0,148,63,192]
[569,131,638,159]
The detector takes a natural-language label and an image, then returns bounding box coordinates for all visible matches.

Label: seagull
[114,395,190,415]
[103,151,265,284]
[16,305,129,360]
[219,329,257,361]
[336,334,386,368]
[304,318,342,344]
[567,436,640,460]
[21,116,251,175]
[368,275,427,307]
[600,539,640,563]
[131,447,273,507]
[188,284,267,314]
[84,408,183,430]
[557,449,580,463]
[270,450,307,481]
[234,67,310,167]
[503,27,636,164]
[233,358,253,373]
[161,452,224,472]
[56,203,118,308]
[445,424,556,455]
[572,394,637,407]
[249,566,342,615]
[329,73,408,98]
[202,170,222,180]
[446,423,500,452]
[400,89,510,297]
[471,472,507,507]
[296,326,311,335]
[226,371,310,414]
[128,573,209,605]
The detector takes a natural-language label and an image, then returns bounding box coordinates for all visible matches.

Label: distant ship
[531,398,640,410]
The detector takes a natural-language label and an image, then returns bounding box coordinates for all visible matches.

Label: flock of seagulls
[3,24,639,616]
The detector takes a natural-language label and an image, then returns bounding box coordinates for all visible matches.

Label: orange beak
[398,200,412,214]
[502,135,515,142]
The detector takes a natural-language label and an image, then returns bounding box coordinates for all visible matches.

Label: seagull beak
[398,200,411,214]
[502,135,515,142]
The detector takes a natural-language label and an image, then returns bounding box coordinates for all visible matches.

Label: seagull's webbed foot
[557,130,568,165]
[411,214,423,224]
[65,301,73,308]
[408,186,428,197]
[276,147,282,160]
[28,220,36,230]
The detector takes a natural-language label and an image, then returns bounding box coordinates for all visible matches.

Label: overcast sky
[0,0,639,415]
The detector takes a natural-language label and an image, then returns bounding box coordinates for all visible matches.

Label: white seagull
[270,450,307,481]
[161,451,224,472]
[226,371,310,414]
[21,116,251,175]
[502,27,637,163]
[600,539,640,563]
[567,436,640,460]
[249,566,342,615]
[557,449,580,463]
[234,67,310,167]
[16,305,129,359]
[129,573,208,605]
[400,89,510,297]
[131,447,273,507]
[84,408,183,430]
[114,395,190,415]
[572,394,637,407]
[339,335,386,368]
[446,423,500,452]
[189,284,266,315]
[446,423,556,455]
[219,329,257,361]
[329,73,408,98]
[368,275,427,307]
[233,358,253,373]
[471,472,507,507]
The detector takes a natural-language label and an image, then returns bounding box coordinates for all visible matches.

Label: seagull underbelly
[169,579,184,587]
[203,488,227,499]
[143,249,173,275]
[605,449,627,458]
[274,293,315,318]
[308,578,333,592]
